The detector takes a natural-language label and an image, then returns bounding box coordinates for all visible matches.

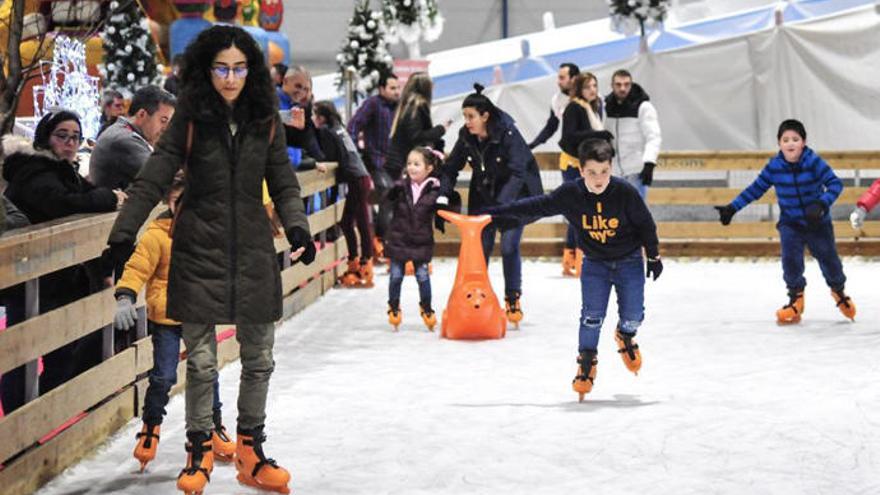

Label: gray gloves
[114,296,138,330]
[850,206,867,229]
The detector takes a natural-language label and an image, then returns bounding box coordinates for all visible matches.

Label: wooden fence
[435,151,880,257]
[0,165,346,495]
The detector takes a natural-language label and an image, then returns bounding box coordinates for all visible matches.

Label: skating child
[384,146,447,331]
[850,177,880,230]
[486,138,661,400]
[114,176,235,472]
[715,119,856,324]
[313,100,375,287]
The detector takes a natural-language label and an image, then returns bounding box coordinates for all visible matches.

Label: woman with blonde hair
[558,72,614,276]
[379,72,450,245]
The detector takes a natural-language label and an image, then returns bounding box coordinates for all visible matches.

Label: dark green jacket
[108,111,309,324]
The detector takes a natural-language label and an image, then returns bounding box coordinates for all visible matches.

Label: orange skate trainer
[572,350,598,402]
[615,329,642,375]
[133,422,160,472]
[831,287,856,321]
[235,427,291,494]
[505,292,523,328]
[177,431,213,495]
[776,289,804,324]
[358,258,375,288]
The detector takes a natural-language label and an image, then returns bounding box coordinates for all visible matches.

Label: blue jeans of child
[388,259,431,306]
[143,322,221,425]
[778,221,846,291]
[561,167,581,248]
[481,223,524,297]
[578,251,645,352]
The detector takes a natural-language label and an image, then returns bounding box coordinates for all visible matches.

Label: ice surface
[35,259,880,494]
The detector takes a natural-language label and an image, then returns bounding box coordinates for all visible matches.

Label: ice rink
[36,258,880,494]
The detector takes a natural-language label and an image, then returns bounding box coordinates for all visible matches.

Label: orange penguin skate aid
[437,210,507,340]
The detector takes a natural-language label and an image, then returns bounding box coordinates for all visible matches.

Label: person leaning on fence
[528,62,579,150]
[714,119,856,325]
[104,25,314,495]
[436,83,543,327]
[113,175,235,472]
[90,85,176,191]
[313,100,376,287]
[604,69,661,198]
[558,72,614,277]
[1,111,127,396]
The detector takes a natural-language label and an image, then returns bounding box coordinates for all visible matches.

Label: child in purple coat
[384,146,446,331]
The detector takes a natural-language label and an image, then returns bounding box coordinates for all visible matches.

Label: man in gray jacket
[90,86,176,190]
[604,69,661,198]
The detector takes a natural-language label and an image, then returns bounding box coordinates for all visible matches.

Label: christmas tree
[608,0,670,37]
[383,0,444,58]
[33,36,102,139]
[100,0,161,95]
[336,0,394,102]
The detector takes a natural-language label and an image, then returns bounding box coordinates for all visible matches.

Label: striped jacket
[731,147,843,226]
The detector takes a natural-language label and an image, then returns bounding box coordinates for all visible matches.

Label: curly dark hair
[177,25,277,123]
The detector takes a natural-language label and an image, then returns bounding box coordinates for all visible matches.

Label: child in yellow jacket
[114,176,235,471]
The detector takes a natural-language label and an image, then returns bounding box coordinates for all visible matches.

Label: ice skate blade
[237,473,291,494]
[138,461,148,473]
[578,392,585,402]
[776,316,801,325]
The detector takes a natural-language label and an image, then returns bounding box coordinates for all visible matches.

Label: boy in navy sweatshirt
[486,138,661,401]
[714,119,856,324]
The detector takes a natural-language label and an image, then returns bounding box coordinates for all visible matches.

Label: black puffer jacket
[107,108,310,324]
[440,111,543,216]
[384,177,440,263]
[1,134,118,224]
[385,104,444,179]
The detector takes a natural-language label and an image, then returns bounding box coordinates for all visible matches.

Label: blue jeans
[578,251,645,352]
[143,322,221,425]
[778,221,846,291]
[388,259,431,305]
[481,223,524,297]
[623,173,648,199]
[561,167,581,248]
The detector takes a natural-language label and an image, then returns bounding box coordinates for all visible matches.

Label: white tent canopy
[432,4,880,152]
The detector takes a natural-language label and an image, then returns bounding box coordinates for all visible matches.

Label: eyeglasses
[211,66,249,80]
[51,132,83,144]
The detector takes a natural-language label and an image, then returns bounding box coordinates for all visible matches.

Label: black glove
[434,213,446,233]
[646,257,663,281]
[639,162,656,186]
[804,201,827,226]
[287,226,316,265]
[714,204,736,226]
[596,130,614,142]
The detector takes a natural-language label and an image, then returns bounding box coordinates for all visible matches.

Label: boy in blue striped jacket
[715,119,856,324]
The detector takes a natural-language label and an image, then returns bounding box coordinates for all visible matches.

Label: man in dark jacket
[90,85,176,190]
[347,73,400,174]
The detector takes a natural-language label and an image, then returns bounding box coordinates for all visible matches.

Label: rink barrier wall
[435,151,880,257]
[0,164,347,495]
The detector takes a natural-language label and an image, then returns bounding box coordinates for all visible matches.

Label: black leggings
[341,176,374,260]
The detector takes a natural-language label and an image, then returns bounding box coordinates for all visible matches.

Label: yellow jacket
[116,214,178,325]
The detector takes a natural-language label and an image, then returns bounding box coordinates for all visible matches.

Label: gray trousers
[181,322,276,433]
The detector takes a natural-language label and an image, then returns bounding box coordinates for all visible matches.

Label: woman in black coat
[557,72,613,276]
[438,84,543,323]
[379,72,450,245]
[106,26,311,494]
[1,110,123,398]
